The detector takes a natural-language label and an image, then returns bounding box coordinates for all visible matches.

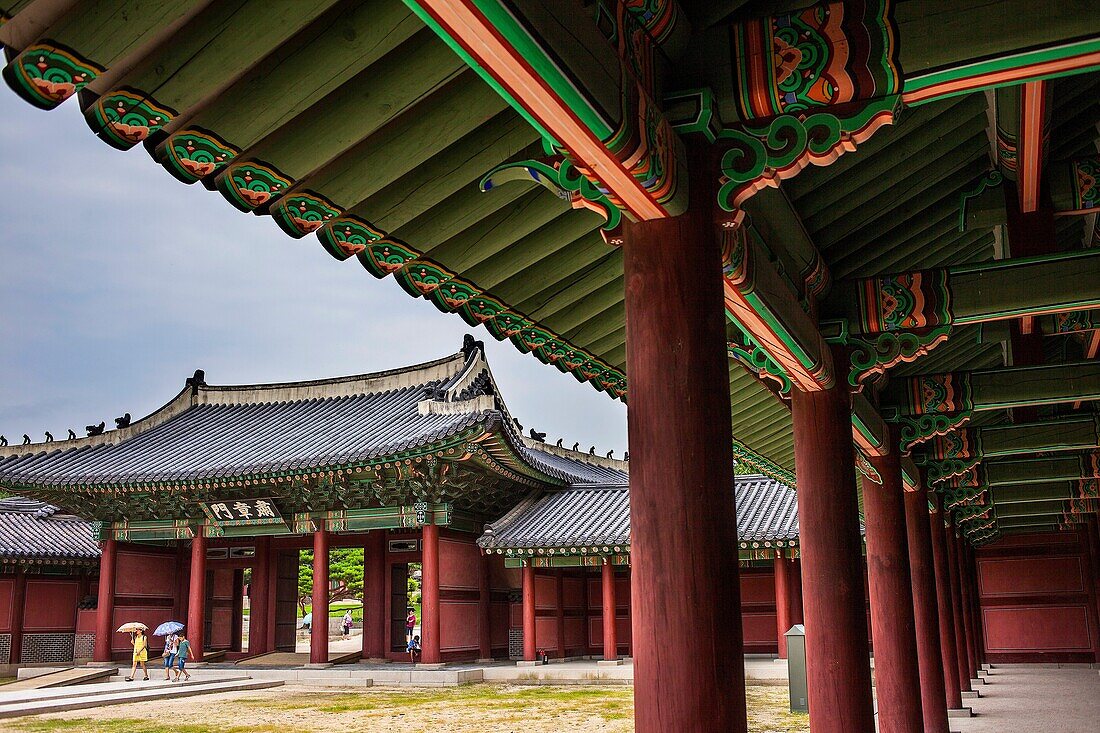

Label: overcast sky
[0,92,628,453]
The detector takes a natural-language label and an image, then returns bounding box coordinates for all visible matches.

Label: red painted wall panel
[440,599,479,652]
[976,530,1099,662]
[535,615,558,650]
[586,577,601,610]
[111,606,176,653]
[561,577,584,610]
[440,538,481,591]
[0,578,13,632]
[211,568,234,599]
[982,606,1092,652]
[490,601,509,648]
[742,611,778,645]
[115,551,176,598]
[978,556,1085,596]
[534,574,557,611]
[76,608,97,634]
[564,616,585,648]
[24,580,79,631]
[740,571,776,604]
[615,577,630,609]
[210,606,233,649]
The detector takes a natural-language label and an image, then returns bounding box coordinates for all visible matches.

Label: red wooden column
[865,445,924,733]
[478,552,492,661]
[789,557,804,625]
[248,537,271,655]
[955,537,979,680]
[966,544,987,665]
[310,526,329,665]
[555,570,566,658]
[1089,518,1100,663]
[521,562,536,662]
[94,538,118,662]
[903,487,950,733]
[601,560,617,660]
[928,510,964,708]
[622,141,747,733]
[187,533,208,660]
[9,568,26,664]
[774,550,791,659]
[363,531,387,660]
[944,529,972,691]
[421,524,441,664]
[791,375,876,733]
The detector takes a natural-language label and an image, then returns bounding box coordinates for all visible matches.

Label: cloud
[0,92,627,454]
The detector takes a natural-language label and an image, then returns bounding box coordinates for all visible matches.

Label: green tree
[298,548,365,614]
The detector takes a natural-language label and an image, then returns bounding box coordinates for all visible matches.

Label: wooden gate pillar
[774,551,791,659]
[555,569,566,658]
[9,568,26,664]
[601,560,617,661]
[791,378,876,733]
[928,510,964,709]
[521,562,536,662]
[477,552,492,661]
[421,524,441,664]
[903,487,950,733]
[248,536,271,656]
[363,531,387,660]
[944,529,972,692]
[866,444,924,733]
[622,140,747,733]
[310,527,329,665]
[94,538,118,662]
[187,533,208,661]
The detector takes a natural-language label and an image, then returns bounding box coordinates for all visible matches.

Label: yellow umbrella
[116,622,148,633]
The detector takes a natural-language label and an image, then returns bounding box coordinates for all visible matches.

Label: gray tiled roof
[479,484,630,550]
[0,346,626,490]
[0,497,100,562]
[735,475,799,542]
[478,474,802,550]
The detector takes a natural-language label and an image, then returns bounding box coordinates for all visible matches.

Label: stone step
[0,677,282,718]
[0,675,251,706]
[4,666,117,690]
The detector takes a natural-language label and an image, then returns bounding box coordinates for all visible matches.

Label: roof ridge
[0,350,470,461]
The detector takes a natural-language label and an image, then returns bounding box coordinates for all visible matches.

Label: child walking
[173,632,195,682]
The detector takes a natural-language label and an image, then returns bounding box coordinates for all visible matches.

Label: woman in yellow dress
[126,629,150,681]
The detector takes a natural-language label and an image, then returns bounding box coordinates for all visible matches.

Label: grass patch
[3,682,806,733]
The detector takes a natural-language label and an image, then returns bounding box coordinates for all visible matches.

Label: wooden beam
[722,222,833,392]
[405,0,686,221]
[1017,81,1050,213]
[830,249,1100,338]
[898,1,1100,105]
[914,416,1100,463]
[991,482,1076,504]
[882,360,1100,418]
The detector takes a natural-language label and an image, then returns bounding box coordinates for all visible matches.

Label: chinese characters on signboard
[204,498,283,525]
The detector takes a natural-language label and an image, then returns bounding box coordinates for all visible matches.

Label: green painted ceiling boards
[1,0,1099,540]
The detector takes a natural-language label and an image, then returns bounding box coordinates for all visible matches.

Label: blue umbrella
[153,621,184,637]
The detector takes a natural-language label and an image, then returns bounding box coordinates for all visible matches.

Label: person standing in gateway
[406,607,416,642]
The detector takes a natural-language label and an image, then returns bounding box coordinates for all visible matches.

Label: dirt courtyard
[0,683,809,733]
